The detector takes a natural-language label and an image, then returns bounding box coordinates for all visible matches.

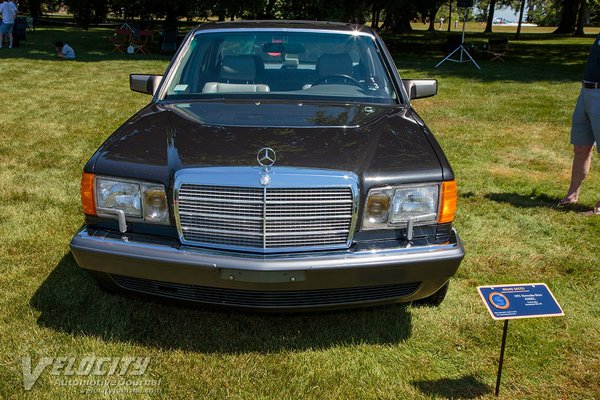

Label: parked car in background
[70,20,464,310]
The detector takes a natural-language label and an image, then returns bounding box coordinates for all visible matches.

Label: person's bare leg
[562,144,594,204]
[8,32,13,48]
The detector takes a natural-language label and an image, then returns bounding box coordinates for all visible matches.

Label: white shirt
[62,44,75,59]
[0,1,17,24]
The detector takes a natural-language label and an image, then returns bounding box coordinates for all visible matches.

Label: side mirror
[402,79,438,100]
[130,74,163,95]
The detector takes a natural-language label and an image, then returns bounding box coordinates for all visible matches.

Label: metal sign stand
[477,284,564,398]
[495,320,509,397]
[435,8,480,70]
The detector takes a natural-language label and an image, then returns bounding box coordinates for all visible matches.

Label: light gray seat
[203,55,270,93]
[316,53,354,78]
[303,53,354,89]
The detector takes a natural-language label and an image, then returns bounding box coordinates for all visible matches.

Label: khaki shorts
[571,87,600,152]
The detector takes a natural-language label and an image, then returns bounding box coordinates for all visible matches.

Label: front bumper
[70,227,464,310]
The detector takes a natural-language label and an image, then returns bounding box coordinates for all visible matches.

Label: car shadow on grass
[411,374,492,399]
[30,253,413,353]
[484,192,591,213]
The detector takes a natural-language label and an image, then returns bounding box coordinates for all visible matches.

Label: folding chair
[488,38,508,62]
[110,29,132,53]
[135,30,154,54]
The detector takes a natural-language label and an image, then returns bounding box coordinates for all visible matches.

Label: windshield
[164,30,397,104]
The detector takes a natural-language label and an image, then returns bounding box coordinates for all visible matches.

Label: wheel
[87,270,120,293]
[413,281,449,307]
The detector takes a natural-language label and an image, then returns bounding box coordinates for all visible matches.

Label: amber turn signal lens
[438,180,457,223]
[81,172,96,215]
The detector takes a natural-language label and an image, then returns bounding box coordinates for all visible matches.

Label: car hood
[91,100,443,189]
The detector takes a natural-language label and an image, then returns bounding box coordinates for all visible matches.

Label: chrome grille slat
[182,226,265,237]
[178,196,264,204]
[180,211,264,221]
[177,181,356,252]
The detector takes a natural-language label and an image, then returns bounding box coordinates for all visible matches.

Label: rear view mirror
[130,74,163,95]
[402,79,438,100]
[262,42,305,54]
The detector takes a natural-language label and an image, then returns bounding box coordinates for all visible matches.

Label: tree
[382,0,416,33]
[514,0,526,38]
[484,0,497,32]
[526,0,560,26]
[574,0,588,35]
[554,0,580,33]
[18,0,43,18]
[416,0,446,31]
[64,0,109,29]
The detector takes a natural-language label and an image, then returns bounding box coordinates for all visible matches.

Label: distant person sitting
[0,0,18,49]
[55,41,75,59]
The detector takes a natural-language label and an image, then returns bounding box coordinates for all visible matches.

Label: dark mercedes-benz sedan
[70,20,464,310]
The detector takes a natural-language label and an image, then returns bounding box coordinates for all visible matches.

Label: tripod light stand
[435,7,480,70]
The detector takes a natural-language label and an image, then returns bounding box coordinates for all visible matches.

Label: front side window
[164,30,397,104]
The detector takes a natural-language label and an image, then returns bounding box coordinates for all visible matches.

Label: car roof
[193,20,374,35]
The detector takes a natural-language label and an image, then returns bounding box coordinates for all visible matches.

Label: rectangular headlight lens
[390,186,438,223]
[96,178,142,217]
[362,184,439,230]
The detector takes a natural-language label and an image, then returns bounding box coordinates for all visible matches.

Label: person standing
[0,0,18,49]
[559,33,600,216]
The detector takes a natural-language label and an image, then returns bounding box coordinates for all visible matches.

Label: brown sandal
[557,197,577,207]
[580,206,600,216]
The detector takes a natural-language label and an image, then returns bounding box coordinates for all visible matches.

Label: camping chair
[488,38,508,62]
[134,30,154,54]
[110,29,132,53]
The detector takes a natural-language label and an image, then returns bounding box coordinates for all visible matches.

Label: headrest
[220,55,256,82]
[316,53,353,78]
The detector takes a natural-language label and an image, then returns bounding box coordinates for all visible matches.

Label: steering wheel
[312,74,363,88]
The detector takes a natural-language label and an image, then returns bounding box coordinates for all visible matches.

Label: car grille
[111,274,421,308]
[176,185,355,251]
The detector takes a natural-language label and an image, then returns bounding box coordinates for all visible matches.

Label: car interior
[166,31,396,102]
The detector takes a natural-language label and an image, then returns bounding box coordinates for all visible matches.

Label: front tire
[413,281,449,307]
[87,270,120,293]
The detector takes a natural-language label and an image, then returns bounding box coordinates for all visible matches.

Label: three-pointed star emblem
[257,147,276,167]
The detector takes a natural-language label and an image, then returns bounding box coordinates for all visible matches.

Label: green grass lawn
[0,26,599,399]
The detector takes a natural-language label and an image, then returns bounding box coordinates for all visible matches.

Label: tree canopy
[18,0,598,35]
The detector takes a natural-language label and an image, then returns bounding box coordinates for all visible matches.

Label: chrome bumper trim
[70,227,464,272]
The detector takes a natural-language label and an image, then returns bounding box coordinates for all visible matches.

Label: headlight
[390,186,438,223]
[142,184,169,223]
[362,184,447,230]
[93,176,169,224]
[97,178,142,217]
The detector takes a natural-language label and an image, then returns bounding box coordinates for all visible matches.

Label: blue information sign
[477,283,564,320]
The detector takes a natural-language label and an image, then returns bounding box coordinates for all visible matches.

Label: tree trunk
[575,0,586,36]
[428,7,439,31]
[384,2,414,33]
[554,0,579,34]
[484,0,496,33]
[372,7,380,30]
[27,0,43,18]
[515,0,526,39]
[447,1,452,32]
